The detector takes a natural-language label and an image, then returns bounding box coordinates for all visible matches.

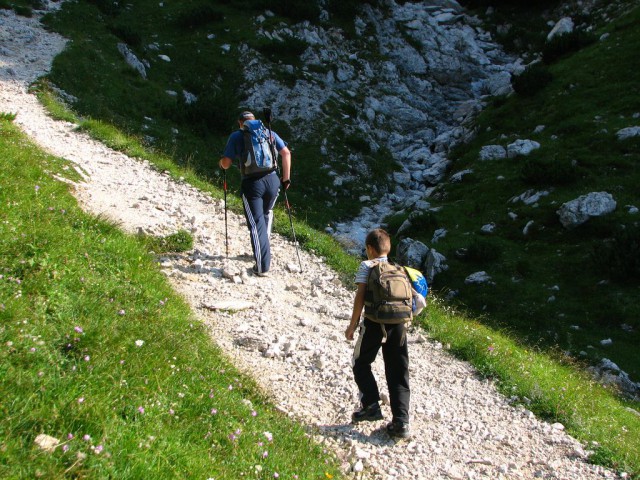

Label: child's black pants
[352,318,410,424]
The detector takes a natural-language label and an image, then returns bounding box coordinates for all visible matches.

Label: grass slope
[416,5,640,380]
[0,117,340,479]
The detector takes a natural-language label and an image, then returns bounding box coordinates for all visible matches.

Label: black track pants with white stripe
[352,318,410,424]
[241,172,279,274]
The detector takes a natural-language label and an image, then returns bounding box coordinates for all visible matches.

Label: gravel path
[0,4,620,479]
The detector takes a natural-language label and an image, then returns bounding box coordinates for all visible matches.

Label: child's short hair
[366,228,391,255]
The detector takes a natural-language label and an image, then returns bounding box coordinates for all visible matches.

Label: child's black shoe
[386,420,411,439]
[351,402,383,423]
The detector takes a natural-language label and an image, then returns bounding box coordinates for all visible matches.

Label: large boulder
[547,17,574,41]
[396,238,429,270]
[425,248,448,283]
[616,126,640,140]
[557,192,617,228]
[479,144,506,161]
[117,43,147,79]
[507,139,540,158]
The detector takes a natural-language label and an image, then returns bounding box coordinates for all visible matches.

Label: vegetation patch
[511,62,553,97]
[542,30,597,64]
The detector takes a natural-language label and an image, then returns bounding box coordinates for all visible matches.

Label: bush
[591,224,640,282]
[27,0,46,8]
[140,230,194,253]
[0,0,11,10]
[85,0,121,16]
[253,36,308,64]
[13,5,32,17]
[463,238,502,263]
[542,30,597,64]
[166,86,238,136]
[344,133,372,154]
[512,63,553,97]
[252,0,321,22]
[326,0,378,21]
[520,156,578,186]
[514,259,532,278]
[409,210,438,231]
[175,4,224,29]
[108,22,142,47]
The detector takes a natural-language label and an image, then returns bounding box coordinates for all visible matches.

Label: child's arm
[345,283,367,341]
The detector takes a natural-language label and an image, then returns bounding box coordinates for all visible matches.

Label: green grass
[423,298,640,474]
[0,116,341,479]
[404,4,640,381]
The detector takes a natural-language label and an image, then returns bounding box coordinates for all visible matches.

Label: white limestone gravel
[0,4,623,479]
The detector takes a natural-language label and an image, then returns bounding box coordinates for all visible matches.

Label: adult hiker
[219,111,291,276]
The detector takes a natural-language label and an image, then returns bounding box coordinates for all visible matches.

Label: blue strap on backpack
[241,119,276,177]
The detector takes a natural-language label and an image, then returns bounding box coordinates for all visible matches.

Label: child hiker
[345,228,411,439]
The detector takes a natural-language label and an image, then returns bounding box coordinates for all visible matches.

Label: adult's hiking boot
[351,402,383,423]
[386,420,411,439]
[252,264,269,277]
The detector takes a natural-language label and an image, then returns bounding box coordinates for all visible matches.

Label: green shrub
[108,22,142,47]
[85,0,121,16]
[514,259,532,278]
[384,212,408,235]
[253,35,308,65]
[13,5,32,16]
[251,0,321,22]
[409,210,439,231]
[344,132,372,154]
[140,229,194,253]
[512,63,553,97]
[543,30,597,64]
[520,156,578,186]
[0,112,16,122]
[591,224,640,282]
[326,0,378,21]
[463,238,503,263]
[166,87,238,136]
[0,0,11,10]
[175,4,224,29]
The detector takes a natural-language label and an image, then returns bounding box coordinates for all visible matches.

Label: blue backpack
[403,266,429,315]
[241,119,276,177]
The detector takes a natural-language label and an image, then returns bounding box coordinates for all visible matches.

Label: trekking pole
[263,108,303,273]
[223,167,229,258]
[283,187,303,272]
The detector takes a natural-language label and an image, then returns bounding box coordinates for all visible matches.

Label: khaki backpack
[363,261,413,324]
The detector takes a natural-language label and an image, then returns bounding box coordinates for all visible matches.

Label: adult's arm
[279,146,291,183]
